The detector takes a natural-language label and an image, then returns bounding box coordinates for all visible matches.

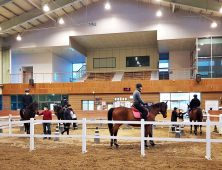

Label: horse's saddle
[131,105,150,119]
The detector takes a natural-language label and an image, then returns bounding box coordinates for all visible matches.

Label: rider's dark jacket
[61,100,68,107]
[171,110,178,122]
[190,98,200,109]
[21,95,33,107]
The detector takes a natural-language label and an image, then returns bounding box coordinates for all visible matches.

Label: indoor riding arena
[0,0,222,170]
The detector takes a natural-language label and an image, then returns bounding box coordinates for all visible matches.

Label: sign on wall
[205,100,219,113]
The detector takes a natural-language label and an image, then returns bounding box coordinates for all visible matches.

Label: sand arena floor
[0,124,222,170]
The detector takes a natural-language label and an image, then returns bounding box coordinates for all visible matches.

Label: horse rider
[189,94,201,115]
[133,83,148,121]
[20,89,33,120]
[61,96,68,109]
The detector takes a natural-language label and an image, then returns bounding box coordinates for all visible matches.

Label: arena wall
[86,46,159,71]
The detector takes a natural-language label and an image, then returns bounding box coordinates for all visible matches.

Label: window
[10,95,23,110]
[10,94,68,110]
[82,100,94,110]
[126,56,150,67]
[159,59,169,72]
[160,92,201,112]
[0,95,2,110]
[93,58,116,68]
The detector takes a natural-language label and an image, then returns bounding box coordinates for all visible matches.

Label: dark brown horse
[54,105,63,121]
[23,101,39,134]
[188,105,203,135]
[108,102,167,148]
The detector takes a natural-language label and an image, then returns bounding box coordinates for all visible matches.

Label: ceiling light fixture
[200,43,204,45]
[211,21,217,28]
[17,34,21,41]
[0,27,1,31]
[59,18,64,24]
[105,0,111,9]
[43,3,50,12]
[220,7,222,13]
[156,10,162,17]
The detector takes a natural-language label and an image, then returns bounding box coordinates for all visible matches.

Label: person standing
[133,83,148,121]
[70,108,78,130]
[20,89,33,120]
[38,106,52,140]
[62,104,72,135]
[171,107,178,131]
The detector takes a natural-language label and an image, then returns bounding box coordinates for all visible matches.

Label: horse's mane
[26,102,33,110]
[150,102,164,108]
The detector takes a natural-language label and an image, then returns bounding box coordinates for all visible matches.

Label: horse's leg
[113,124,122,148]
[200,124,202,135]
[144,125,149,149]
[190,125,192,134]
[194,122,197,135]
[148,125,156,147]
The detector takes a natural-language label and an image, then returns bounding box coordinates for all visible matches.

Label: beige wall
[86,46,159,72]
[2,49,10,84]
[169,51,191,80]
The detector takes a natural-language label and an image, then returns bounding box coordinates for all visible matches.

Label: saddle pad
[132,110,150,119]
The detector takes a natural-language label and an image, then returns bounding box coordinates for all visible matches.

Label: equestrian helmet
[25,89,30,93]
[193,94,197,98]
[136,83,142,88]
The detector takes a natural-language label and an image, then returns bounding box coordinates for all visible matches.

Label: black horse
[54,105,64,121]
[23,101,39,134]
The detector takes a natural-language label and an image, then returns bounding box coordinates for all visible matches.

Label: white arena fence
[0,115,222,160]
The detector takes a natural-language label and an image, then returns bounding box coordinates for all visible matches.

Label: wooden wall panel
[3,79,222,95]
[201,92,222,110]
[3,95,10,110]
[69,93,159,110]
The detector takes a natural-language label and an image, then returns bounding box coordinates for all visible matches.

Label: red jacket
[39,110,52,120]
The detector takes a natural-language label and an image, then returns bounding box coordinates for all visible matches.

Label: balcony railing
[10,68,197,84]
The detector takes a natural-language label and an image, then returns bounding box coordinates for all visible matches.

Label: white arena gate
[0,114,222,160]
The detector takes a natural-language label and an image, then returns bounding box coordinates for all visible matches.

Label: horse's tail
[108,108,115,134]
[197,108,201,122]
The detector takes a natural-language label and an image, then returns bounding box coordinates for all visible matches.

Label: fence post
[205,116,211,160]
[141,119,145,157]
[82,118,87,153]
[9,114,12,134]
[30,118,34,151]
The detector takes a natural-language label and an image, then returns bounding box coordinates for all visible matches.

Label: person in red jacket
[38,106,52,140]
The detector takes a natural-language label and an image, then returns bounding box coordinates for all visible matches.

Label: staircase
[112,72,124,81]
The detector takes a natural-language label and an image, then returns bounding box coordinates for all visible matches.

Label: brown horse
[23,101,39,134]
[188,105,203,135]
[108,102,167,148]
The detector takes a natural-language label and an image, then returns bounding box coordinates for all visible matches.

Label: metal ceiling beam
[1,0,83,34]
[12,2,27,13]
[26,0,56,23]
[151,0,222,13]
[0,0,13,8]
[2,6,19,16]
[172,4,175,13]
[70,4,76,11]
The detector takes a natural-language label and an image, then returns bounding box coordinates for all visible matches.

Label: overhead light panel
[105,0,111,9]
[43,4,50,12]
[156,10,162,17]
[59,18,64,24]
[211,21,217,28]
[200,43,204,45]
[0,27,1,31]
[220,7,222,13]
[17,34,21,41]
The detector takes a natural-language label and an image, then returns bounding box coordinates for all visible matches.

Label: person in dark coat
[171,107,178,131]
[20,89,33,120]
[133,83,148,121]
[61,96,68,108]
[189,94,201,115]
[62,104,72,135]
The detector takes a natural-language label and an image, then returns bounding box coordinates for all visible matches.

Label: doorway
[22,66,33,83]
